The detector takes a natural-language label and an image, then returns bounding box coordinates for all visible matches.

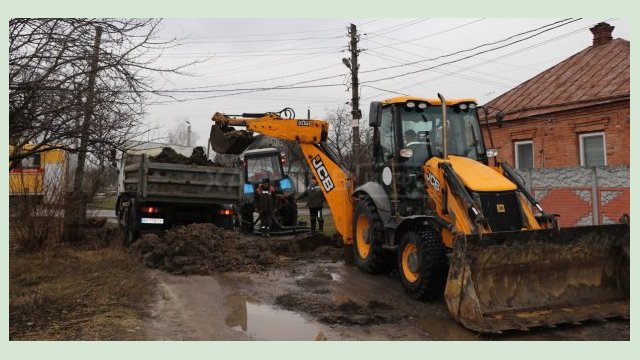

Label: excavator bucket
[444,224,630,333]
[209,123,255,155]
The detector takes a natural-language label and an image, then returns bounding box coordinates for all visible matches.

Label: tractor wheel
[352,196,393,274]
[280,197,297,226]
[398,228,448,301]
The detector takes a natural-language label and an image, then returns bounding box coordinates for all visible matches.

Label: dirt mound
[275,292,396,326]
[133,223,339,275]
[150,147,220,166]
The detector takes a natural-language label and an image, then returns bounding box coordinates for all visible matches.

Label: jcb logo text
[312,155,335,193]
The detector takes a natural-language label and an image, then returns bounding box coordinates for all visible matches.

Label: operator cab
[372,96,488,167]
[368,96,488,215]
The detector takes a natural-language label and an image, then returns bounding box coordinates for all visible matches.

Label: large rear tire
[352,196,393,274]
[398,228,448,301]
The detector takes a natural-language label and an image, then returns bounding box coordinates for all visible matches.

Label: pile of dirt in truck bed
[132,223,340,275]
[150,146,220,166]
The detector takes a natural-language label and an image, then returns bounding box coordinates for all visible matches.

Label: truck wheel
[398,228,448,301]
[352,196,393,274]
[124,203,139,246]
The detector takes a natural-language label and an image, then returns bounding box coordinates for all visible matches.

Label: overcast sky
[140,18,630,147]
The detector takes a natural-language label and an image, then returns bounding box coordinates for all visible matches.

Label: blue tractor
[238,147,299,234]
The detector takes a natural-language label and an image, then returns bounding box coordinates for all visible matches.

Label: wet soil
[133,223,339,275]
[139,225,630,341]
[142,260,630,341]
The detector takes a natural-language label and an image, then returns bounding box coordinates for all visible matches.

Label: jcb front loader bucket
[209,123,254,154]
[444,224,630,333]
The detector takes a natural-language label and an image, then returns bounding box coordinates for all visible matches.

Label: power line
[150,82,345,105]
[363,18,486,50]
[360,18,613,101]
[361,18,576,74]
[361,84,408,96]
[365,49,514,88]
[183,26,344,40]
[364,19,430,38]
[365,41,518,87]
[163,63,342,91]
[179,34,343,44]
[361,18,582,84]
[151,18,602,105]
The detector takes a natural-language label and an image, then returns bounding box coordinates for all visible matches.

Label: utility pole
[345,23,362,184]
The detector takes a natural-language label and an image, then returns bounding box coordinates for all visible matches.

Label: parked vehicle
[115,145,243,244]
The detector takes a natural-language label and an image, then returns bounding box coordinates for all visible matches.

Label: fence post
[591,167,599,225]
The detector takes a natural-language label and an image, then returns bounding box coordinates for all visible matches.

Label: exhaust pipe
[437,93,448,159]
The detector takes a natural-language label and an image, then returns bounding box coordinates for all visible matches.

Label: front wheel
[352,196,393,274]
[398,228,448,301]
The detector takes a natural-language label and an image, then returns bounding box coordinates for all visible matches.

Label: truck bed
[123,155,242,205]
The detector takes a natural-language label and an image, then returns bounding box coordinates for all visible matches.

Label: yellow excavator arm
[211,112,355,244]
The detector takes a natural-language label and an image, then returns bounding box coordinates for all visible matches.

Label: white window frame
[579,132,607,167]
[514,140,534,170]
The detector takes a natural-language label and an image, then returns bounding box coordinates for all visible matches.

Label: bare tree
[9,18,200,242]
[323,106,374,172]
[324,106,353,167]
[9,18,197,168]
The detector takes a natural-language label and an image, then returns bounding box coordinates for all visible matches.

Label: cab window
[377,107,395,162]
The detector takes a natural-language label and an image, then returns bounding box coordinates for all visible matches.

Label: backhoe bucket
[444,224,630,333]
[210,123,254,154]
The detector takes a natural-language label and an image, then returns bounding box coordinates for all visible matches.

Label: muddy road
[142,255,629,340]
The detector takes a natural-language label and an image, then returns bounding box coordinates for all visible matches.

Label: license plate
[141,217,164,224]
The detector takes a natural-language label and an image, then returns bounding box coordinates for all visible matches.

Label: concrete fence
[514,166,630,227]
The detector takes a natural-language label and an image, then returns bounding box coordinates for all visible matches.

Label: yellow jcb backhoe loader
[209,96,629,333]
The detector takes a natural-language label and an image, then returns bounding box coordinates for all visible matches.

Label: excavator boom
[210,112,353,244]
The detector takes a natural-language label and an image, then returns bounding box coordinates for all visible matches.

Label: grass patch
[298,209,337,236]
[10,245,154,340]
[88,196,117,210]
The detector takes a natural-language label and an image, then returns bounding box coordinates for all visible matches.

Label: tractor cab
[241,148,294,193]
[239,147,298,231]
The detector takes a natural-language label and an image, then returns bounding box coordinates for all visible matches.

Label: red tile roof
[484,38,629,121]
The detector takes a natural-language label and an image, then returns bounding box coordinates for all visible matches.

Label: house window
[514,140,533,169]
[579,132,606,166]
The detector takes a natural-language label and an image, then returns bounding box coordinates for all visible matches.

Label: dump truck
[115,145,243,244]
[209,98,629,333]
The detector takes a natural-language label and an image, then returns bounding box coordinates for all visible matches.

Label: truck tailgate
[124,158,242,204]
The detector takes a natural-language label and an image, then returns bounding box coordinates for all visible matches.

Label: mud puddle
[224,293,327,340]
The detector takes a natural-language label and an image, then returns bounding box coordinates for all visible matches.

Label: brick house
[482,22,629,226]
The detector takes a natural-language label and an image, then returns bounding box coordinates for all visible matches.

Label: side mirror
[369,101,382,127]
[399,148,414,158]
[496,111,505,127]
